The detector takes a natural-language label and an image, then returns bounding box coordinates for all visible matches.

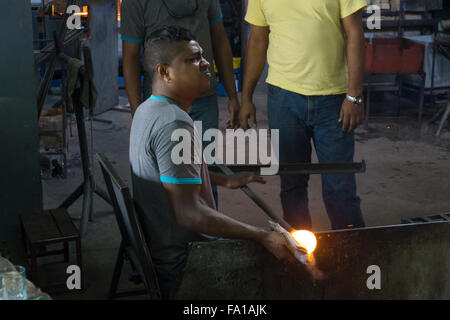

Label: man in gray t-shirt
[121,0,241,206]
[130,26,297,299]
[130,95,217,298]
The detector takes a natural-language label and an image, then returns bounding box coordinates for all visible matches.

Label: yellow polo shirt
[245,0,367,96]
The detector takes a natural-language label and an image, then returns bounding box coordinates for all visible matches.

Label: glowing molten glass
[290,230,317,255]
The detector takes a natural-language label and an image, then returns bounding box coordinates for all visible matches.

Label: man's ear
[155,63,170,82]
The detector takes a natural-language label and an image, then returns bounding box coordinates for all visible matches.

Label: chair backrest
[96,152,161,299]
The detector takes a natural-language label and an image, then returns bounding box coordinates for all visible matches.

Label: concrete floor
[40,86,450,299]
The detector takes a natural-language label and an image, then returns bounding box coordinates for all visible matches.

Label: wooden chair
[96,153,161,300]
[20,208,82,289]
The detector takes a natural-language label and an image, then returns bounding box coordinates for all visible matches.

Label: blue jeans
[188,94,219,207]
[267,84,365,230]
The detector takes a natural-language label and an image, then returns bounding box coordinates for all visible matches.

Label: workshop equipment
[175,221,449,299]
[54,36,111,236]
[362,0,440,125]
[364,37,426,124]
[365,38,424,74]
[216,163,359,280]
[215,162,366,233]
[38,110,64,151]
[401,211,450,223]
[433,20,450,137]
[34,0,86,176]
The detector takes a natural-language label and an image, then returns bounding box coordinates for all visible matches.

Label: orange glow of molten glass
[290,230,317,255]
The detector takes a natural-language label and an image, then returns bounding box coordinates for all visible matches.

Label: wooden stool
[20,208,82,287]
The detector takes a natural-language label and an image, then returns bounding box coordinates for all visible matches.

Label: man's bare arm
[240,25,269,130]
[162,182,296,263]
[340,10,365,132]
[122,40,142,117]
[209,171,266,189]
[210,21,240,128]
[343,10,365,97]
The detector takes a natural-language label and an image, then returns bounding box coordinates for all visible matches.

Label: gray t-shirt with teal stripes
[129,96,216,285]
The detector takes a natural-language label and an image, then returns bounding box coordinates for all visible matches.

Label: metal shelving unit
[362,0,443,125]
[33,1,88,178]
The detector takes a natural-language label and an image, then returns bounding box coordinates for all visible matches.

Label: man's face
[167,40,211,99]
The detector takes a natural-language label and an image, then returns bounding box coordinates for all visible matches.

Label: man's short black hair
[143,26,197,82]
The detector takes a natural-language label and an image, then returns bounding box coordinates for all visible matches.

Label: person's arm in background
[162,182,297,264]
[122,40,142,117]
[120,0,145,117]
[239,25,269,130]
[210,21,240,129]
[340,9,365,132]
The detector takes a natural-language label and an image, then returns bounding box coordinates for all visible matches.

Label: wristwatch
[346,94,364,105]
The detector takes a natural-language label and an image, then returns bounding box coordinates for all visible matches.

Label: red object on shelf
[364,38,425,73]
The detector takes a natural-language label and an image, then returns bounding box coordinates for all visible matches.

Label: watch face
[346,94,364,104]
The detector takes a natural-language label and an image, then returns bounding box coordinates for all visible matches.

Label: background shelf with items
[363,0,449,125]
[32,0,89,179]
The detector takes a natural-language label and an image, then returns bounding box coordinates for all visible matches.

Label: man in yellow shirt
[240,0,367,230]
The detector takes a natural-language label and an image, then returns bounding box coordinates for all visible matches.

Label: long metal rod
[210,161,365,176]
[216,164,294,232]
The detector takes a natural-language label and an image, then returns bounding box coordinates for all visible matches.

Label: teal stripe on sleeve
[150,95,169,101]
[149,95,177,105]
[209,13,223,25]
[160,176,202,185]
[121,35,143,44]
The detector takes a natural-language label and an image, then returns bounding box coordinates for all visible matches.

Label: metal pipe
[210,161,365,176]
[216,164,294,232]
